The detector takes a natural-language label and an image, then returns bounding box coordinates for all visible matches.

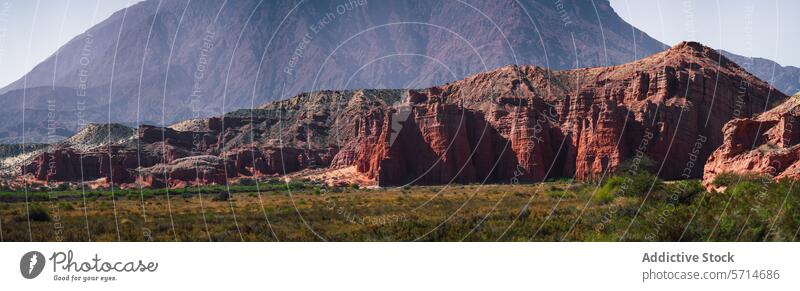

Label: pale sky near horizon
[610,0,799,68]
[0,0,797,89]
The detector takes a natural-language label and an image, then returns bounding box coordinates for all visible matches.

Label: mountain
[12,42,784,187]
[721,50,800,95]
[0,0,666,143]
[355,41,784,184]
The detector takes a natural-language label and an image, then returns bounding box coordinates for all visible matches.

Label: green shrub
[727,180,764,198]
[615,156,656,176]
[212,191,230,201]
[713,172,769,187]
[238,178,256,186]
[27,204,51,221]
[627,172,663,196]
[287,181,306,190]
[593,171,663,204]
[59,202,75,211]
[662,180,705,203]
[593,181,618,204]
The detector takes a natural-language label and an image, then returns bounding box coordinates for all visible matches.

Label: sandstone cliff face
[17,42,785,188]
[703,94,800,187]
[356,42,784,185]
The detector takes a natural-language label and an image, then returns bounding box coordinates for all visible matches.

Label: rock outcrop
[357,41,784,185]
[704,94,800,187]
[15,42,786,187]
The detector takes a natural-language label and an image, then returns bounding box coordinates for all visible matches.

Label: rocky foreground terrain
[4,41,787,188]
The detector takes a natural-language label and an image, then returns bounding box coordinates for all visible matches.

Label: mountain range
[11,41,783,188]
[0,0,671,143]
[0,0,797,188]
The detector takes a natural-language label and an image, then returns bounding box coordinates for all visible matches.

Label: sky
[0,0,137,88]
[0,0,797,89]
[610,0,800,68]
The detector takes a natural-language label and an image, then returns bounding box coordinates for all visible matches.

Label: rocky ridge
[13,42,786,188]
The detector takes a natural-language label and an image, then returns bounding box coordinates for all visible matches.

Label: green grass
[0,180,309,201]
[0,174,797,242]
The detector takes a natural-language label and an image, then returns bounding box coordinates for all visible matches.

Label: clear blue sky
[610,0,800,68]
[0,0,137,88]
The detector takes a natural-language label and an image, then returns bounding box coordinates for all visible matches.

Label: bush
[56,183,70,191]
[287,181,306,190]
[593,171,663,204]
[728,180,764,198]
[662,180,705,203]
[59,202,75,211]
[238,178,256,186]
[27,204,51,221]
[615,156,656,176]
[593,181,618,204]
[627,172,663,196]
[712,172,738,187]
[212,191,230,201]
[713,172,769,187]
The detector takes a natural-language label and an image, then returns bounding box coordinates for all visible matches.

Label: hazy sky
[0,0,137,88]
[0,0,797,89]
[610,0,800,68]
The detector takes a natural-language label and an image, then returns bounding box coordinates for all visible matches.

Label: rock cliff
[357,42,784,185]
[16,42,785,187]
[703,93,800,188]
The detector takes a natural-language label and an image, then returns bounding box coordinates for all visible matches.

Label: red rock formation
[357,42,784,185]
[23,146,154,184]
[704,94,800,187]
[19,42,786,188]
[137,155,231,188]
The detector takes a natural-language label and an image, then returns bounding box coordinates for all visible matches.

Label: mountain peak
[662,41,724,62]
[0,0,669,143]
[671,41,706,52]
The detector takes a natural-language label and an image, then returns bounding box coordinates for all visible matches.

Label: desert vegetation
[0,170,798,242]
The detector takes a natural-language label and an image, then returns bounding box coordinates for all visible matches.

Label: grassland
[0,173,798,241]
